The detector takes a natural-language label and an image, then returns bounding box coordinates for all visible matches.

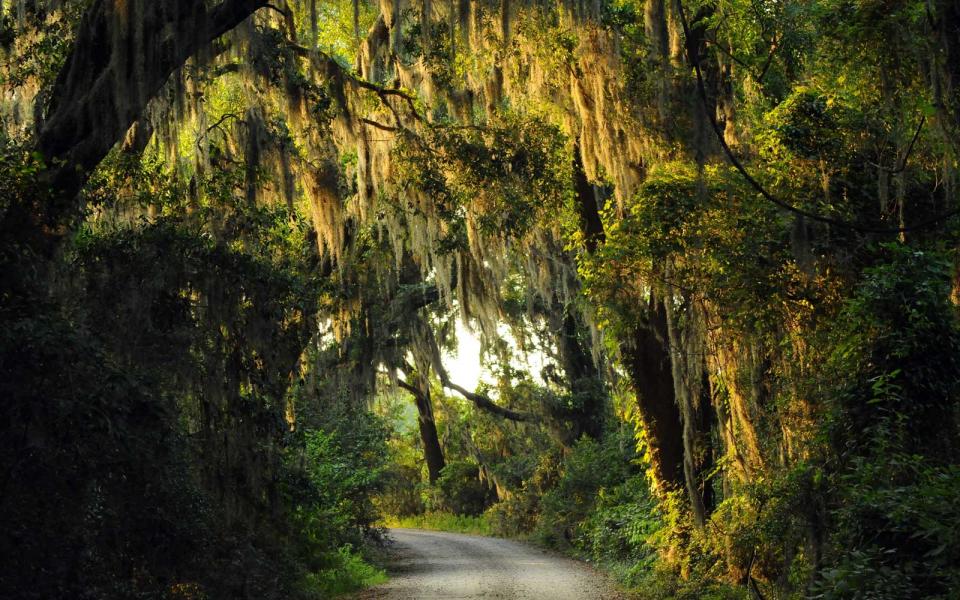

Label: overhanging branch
[38,0,270,212]
[436,369,539,423]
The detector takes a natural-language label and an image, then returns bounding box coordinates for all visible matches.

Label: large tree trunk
[559,148,605,442]
[665,291,716,527]
[545,301,605,444]
[622,295,686,494]
[415,385,446,485]
[36,0,267,220]
[571,150,685,493]
[932,0,960,133]
[399,375,446,484]
[572,148,606,254]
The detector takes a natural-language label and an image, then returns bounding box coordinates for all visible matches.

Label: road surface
[351,528,627,599]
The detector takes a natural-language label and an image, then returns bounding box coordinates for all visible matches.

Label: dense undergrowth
[0,148,390,598]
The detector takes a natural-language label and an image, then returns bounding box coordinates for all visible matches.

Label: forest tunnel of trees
[2,0,960,597]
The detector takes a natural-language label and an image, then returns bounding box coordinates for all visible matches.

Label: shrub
[376,463,426,517]
[283,408,391,555]
[814,457,960,599]
[812,243,960,597]
[435,461,497,516]
[385,511,494,536]
[534,430,638,549]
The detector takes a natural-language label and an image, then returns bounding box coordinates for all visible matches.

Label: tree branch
[435,366,539,423]
[754,37,779,82]
[38,0,270,216]
[867,116,926,174]
[361,118,399,132]
[396,376,425,399]
[195,113,244,151]
[285,40,425,127]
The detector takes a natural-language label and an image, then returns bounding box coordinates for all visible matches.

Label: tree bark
[932,0,960,134]
[665,291,716,527]
[621,295,686,494]
[552,306,604,441]
[571,152,685,493]
[398,376,446,484]
[572,147,606,254]
[36,0,268,220]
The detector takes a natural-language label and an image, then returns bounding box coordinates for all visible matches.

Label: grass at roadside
[298,546,388,598]
[382,511,494,536]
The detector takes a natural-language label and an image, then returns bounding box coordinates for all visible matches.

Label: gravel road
[350,528,627,599]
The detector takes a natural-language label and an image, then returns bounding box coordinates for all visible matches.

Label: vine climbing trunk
[571,149,685,494]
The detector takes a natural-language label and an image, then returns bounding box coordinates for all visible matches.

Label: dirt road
[351,528,627,599]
